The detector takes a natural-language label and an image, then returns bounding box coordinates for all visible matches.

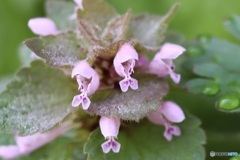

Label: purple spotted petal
[164,126,173,141]
[119,78,130,92]
[101,138,121,153]
[129,78,138,90]
[111,139,121,153]
[82,96,91,110]
[101,139,112,153]
[164,125,181,141]
[71,94,83,107]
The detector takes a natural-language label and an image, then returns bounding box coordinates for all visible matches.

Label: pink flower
[0,146,21,160]
[135,55,149,72]
[99,116,121,153]
[28,18,59,59]
[70,0,84,20]
[74,0,83,10]
[0,124,70,159]
[71,60,100,110]
[28,18,59,36]
[113,43,139,92]
[148,43,185,84]
[147,101,185,141]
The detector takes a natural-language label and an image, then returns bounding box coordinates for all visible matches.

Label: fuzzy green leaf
[84,113,206,160]
[128,3,179,50]
[101,10,131,43]
[24,32,86,67]
[87,75,168,121]
[225,15,240,40]
[0,76,12,93]
[77,0,117,40]
[45,0,76,31]
[0,61,74,135]
[0,133,16,145]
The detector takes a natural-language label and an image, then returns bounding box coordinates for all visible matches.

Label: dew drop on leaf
[202,83,219,96]
[217,95,239,110]
[187,46,204,57]
[197,34,211,45]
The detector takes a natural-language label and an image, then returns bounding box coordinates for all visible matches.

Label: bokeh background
[1,0,240,159]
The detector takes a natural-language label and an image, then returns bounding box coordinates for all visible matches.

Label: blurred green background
[1,0,240,159]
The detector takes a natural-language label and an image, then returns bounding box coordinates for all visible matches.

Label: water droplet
[197,34,211,44]
[187,46,204,57]
[202,83,219,96]
[217,95,239,110]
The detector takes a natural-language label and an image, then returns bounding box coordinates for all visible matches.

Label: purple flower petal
[113,43,139,91]
[111,139,121,153]
[99,117,120,138]
[119,78,130,92]
[72,60,99,95]
[171,125,181,136]
[129,78,138,90]
[164,127,173,141]
[74,0,83,10]
[101,138,121,153]
[155,43,186,60]
[0,146,21,159]
[101,139,112,153]
[28,18,59,36]
[161,101,185,123]
[170,72,181,84]
[164,125,181,141]
[71,94,83,107]
[82,96,91,110]
[148,59,170,77]
[147,109,167,126]
[15,123,70,156]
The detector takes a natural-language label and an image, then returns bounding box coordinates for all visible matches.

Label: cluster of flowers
[0,0,186,159]
[79,42,186,153]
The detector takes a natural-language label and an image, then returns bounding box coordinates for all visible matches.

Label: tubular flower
[147,101,185,141]
[0,124,70,159]
[148,43,185,84]
[99,116,121,153]
[71,60,100,110]
[28,18,59,36]
[70,0,84,19]
[28,17,59,58]
[74,0,83,10]
[113,43,139,92]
